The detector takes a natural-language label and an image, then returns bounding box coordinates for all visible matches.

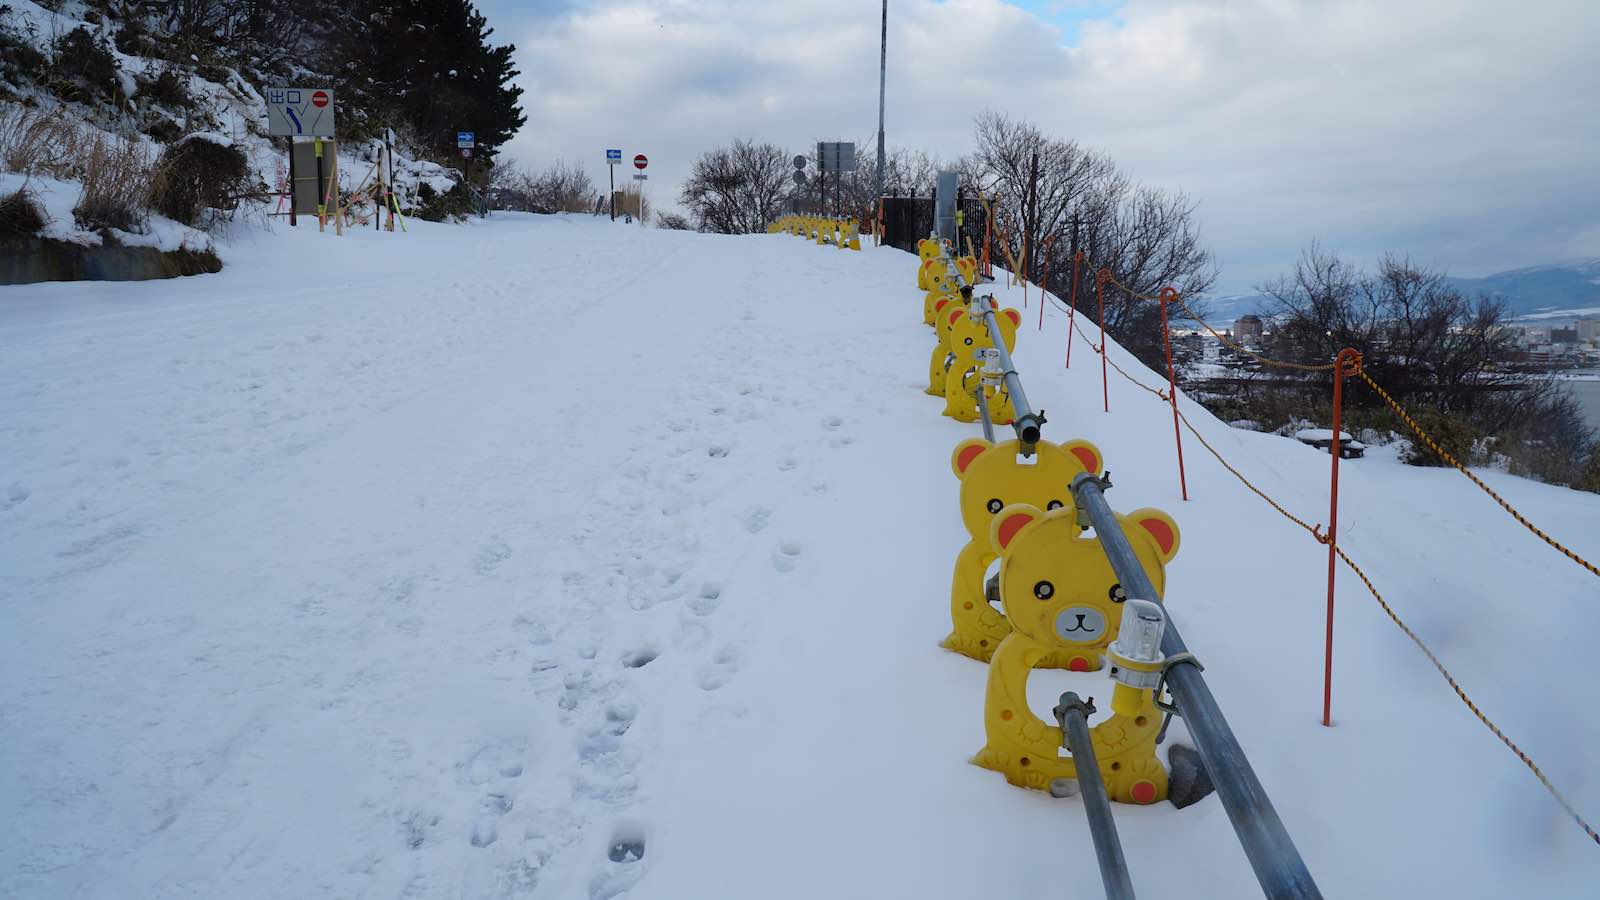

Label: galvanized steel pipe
[1069,472,1322,899]
[938,246,1044,453]
[1057,692,1137,900]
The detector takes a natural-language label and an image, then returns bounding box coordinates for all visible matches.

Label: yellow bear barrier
[943,438,1104,663]
[926,296,997,395]
[768,215,863,249]
[972,503,1181,802]
[941,306,1020,423]
[917,239,943,289]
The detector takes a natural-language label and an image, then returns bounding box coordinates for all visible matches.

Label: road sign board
[817,141,856,172]
[793,155,807,169]
[457,131,475,148]
[632,173,648,180]
[461,148,473,159]
[606,148,622,164]
[793,171,807,185]
[634,154,648,170]
[266,87,336,137]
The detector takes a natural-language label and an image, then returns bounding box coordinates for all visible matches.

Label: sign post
[606,148,621,220]
[266,88,337,230]
[633,154,648,227]
[817,142,856,216]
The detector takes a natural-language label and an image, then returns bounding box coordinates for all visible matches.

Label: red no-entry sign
[634,154,648,170]
[311,90,330,108]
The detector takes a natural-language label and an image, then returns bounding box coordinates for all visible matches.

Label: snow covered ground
[2,215,1597,898]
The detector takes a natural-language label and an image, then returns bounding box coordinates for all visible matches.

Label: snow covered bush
[149,133,253,227]
[1398,406,1476,468]
[48,26,123,105]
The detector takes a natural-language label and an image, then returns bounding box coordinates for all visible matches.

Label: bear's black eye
[1109,584,1127,603]
[986,498,1004,514]
[1046,500,1064,511]
[964,337,974,345]
[1034,580,1054,600]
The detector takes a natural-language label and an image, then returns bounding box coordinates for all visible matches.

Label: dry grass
[613,185,650,221]
[0,185,47,237]
[73,134,153,232]
[0,102,88,178]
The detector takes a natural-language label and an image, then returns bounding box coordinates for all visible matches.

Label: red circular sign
[311,90,330,108]
[634,154,648,170]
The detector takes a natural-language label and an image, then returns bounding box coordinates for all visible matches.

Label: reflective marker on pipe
[1069,472,1322,900]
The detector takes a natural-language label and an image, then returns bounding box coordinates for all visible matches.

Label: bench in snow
[1295,428,1365,458]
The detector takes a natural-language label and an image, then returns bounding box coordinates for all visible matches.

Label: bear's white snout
[1054,606,1106,644]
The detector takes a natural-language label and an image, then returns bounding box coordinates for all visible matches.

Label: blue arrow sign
[457,131,476,148]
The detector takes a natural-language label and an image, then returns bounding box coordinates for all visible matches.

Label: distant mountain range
[1205,260,1600,324]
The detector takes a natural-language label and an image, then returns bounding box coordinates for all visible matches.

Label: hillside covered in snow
[2,215,1597,898]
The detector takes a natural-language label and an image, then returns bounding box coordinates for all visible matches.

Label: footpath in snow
[2,214,1597,899]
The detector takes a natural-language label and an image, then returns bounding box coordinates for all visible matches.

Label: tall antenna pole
[875,0,887,202]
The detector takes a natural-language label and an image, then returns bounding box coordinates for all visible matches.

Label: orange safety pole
[1037,235,1054,331]
[1158,287,1190,501]
[1096,268,1111,412]
[1323,348,1362,727]
[1065,251,1082,367]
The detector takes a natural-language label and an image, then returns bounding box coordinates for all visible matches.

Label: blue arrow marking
[286,107,302,134]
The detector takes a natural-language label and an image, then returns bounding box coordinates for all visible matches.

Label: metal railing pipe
[1055,692,1137,900]
[974,384,996,443]
[938,245,1044,453]
[1069,472,1322,900]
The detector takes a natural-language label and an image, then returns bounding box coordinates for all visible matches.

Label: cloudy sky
[478,0,1598,293]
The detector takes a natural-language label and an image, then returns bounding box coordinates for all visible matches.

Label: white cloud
[483,0,1599,291]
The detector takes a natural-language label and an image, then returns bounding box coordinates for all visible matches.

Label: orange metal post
[1323,348,1363,727]
[1066,251,1082,368]
[1159,287,1190,501]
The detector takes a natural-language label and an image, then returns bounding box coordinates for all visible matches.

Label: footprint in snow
[474,538,513,574]
[772,540,804,573]
[697,645,742,691]
[741,506,773,534]
[687,582,722,616]
[619,646,658,669]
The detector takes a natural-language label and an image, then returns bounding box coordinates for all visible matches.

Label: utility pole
[876,0,887,202]
[1026,150,1039,282]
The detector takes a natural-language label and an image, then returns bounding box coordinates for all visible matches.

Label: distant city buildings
[1233,314,1265,347]
[1505,317,1600,368]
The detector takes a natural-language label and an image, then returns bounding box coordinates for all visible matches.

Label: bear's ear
[989,503,1044,556]
[1001,308,1021,328]
[946,307,965,328]
[1059,439,1103,475]
[951,438,992,478]
[1125,508,1181,563]
[934,296,953,314]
